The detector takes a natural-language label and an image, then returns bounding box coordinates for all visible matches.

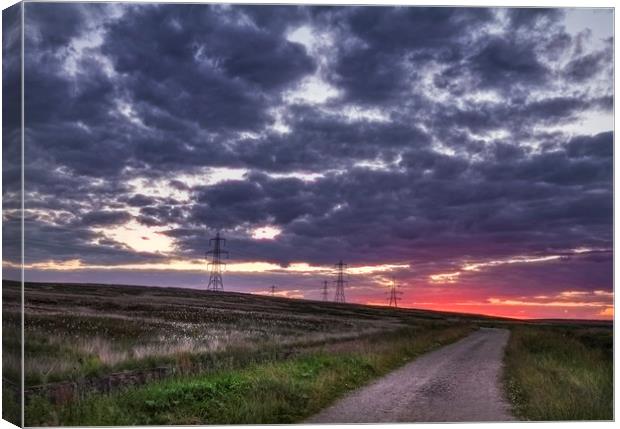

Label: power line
[334,260,347,303]
[206,231,228,291]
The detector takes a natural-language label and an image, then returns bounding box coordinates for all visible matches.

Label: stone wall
[22,346,304,406]
[24,366,174,405]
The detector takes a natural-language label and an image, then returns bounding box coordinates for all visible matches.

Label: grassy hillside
[4,281,612,425]
[3,280,489,387]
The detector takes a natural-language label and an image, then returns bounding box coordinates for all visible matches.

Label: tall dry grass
[504,325,612,421]
[25,324,473,426]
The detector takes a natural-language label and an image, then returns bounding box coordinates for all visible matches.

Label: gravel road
[308,327,515,423]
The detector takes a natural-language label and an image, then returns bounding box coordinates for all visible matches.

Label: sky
[2,3,614,320]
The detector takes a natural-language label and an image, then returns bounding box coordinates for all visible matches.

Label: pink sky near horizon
[13,254,614,321]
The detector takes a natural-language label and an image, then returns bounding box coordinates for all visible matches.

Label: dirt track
[308,327,515,423]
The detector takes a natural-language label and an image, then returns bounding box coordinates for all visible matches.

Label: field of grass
[2,385,21,426]
[3,283,426,386]
[4,281,614,425]
[1,280,488,388]
[503,323,613,421]
[2,280,484,426]
[25,324,473,425]
[2,282,22,426]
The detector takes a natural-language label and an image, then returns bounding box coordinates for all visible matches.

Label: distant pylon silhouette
[388,277,403,308]
[270,285,276,296]
[206,231,228,291]
[334,260,347,303]
[321,280,329,301]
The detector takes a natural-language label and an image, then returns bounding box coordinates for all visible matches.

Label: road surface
[308,327,515,423]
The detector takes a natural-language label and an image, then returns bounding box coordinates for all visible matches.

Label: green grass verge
[26,324,472,426]
[2,387,21,426]
[504,325,613,421]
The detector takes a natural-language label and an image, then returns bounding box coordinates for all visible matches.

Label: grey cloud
[15,4,612,286]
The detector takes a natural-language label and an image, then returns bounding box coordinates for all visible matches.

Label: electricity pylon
[334,260,347,303]
[270,285,276,296]
[206,231,228,291]
[387,277,403,308]
[321,280,329,301]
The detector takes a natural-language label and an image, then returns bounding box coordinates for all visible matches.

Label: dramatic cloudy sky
[2,3,614,319]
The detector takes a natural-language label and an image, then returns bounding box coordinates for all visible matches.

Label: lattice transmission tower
[321,280,329,302]
[270,285,277,296]
[387,277,403,308]
[206,231,228,291]
[334,260,347,303]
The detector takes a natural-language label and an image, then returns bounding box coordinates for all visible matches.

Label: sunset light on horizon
[5,244,613,320]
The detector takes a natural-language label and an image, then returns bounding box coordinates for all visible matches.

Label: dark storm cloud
[169,125,611,266]
[2,4,21,137]
[22,2,317,184]
[23,8,135,180]
[124,194,156,207]
[346,7,493,51]
[18,1,612,302]
[3,4,23,279]
[451,250,613,300]
[26,58,114,127]
[137,205,185,227]
[477,132,612,188]
[186,173,337,235]
[566,52,603,82]
[567,131,614,158]
[228,105,431,173]
[25,1,87,49]
[507,8,563,29]
[433,10,576,98]
[467,37,551,90]
[100,3,315,131]
[324,7,494,103]
[79,210,132,227]
[239,5,307,32]
[2,3,23,196]
[435,38,558,98]
[426,94,610,145]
